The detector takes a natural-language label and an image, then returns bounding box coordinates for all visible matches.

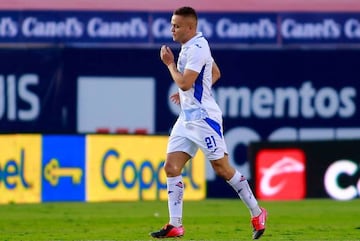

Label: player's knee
[164,161,182,177]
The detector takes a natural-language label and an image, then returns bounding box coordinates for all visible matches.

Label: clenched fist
[160,45,175,66]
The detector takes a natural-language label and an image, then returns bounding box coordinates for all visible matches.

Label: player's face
[170,15,193,44]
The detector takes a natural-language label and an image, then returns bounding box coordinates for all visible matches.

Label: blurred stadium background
[1,0,360,204]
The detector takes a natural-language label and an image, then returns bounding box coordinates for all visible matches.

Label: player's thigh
[167,134,198,157]
[193,120,228,161]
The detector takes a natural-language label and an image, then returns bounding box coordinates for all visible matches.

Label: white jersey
[177,32,222,123]
[167,32,227,160]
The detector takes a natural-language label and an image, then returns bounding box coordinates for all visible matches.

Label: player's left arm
[212,60,221,85]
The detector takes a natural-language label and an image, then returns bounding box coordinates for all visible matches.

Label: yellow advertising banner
[0,134,41,204]
[86,135,206,201]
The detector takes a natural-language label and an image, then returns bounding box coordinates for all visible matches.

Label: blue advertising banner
[151,12,277,45]
[18,11,150,44]
[0,10,278,45]
[2,10,360,45]
[280,13,360,44]
[0,11,150,44]
[42,135,85,202]
[0,11,18,42]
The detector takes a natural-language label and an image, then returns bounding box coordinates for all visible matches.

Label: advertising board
[279,13,360,45]
[0,48,72,133]
[42,135,86,202]
[0,134,41,204]
[2,11,360,46]
[0,134,205,204]
[249,140,360,200]
[86,135,206,201]
[1,47,359,199]
[1,0,359,12]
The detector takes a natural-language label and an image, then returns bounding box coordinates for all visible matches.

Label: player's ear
[187,17,197,31]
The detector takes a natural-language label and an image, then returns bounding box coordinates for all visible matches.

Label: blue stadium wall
[1,10,360,200]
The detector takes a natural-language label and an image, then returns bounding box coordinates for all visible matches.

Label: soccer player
[150,6,267,240]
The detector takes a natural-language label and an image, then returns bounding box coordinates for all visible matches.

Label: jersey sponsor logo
[255,148,306,200]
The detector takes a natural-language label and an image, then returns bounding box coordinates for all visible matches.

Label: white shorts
[167,117,228,161]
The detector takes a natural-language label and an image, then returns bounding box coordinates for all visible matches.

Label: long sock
[167,175,184,227]
[227,170,262,217]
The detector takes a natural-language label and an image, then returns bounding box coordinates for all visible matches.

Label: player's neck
[181,33,197,45]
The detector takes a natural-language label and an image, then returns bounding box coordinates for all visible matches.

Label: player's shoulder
[190,37,209,51]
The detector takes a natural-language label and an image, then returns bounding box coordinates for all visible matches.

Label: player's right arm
[167,64,198,91]
[160,45,198,91]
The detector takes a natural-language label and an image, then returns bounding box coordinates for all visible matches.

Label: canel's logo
[255,149,306,200]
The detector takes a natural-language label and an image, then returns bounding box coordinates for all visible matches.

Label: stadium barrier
[249,140,360,201]
[0,134,205,204]
[1,46,360,199]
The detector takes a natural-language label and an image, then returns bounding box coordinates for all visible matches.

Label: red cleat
[251,207,267,239]
[150,224,184,238]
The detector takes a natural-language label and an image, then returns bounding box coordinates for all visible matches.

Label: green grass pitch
[1,199,359,241]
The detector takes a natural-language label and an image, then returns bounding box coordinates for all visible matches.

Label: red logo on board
[255,148,306,200]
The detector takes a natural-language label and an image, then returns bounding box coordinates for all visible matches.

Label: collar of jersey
[182,32,204,48]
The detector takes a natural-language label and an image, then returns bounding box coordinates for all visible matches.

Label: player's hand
[160,45,175,66]
[170,92,180,105]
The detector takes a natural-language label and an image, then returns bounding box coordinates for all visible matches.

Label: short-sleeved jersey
[177,32,222,123]
[168,32,227,159]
